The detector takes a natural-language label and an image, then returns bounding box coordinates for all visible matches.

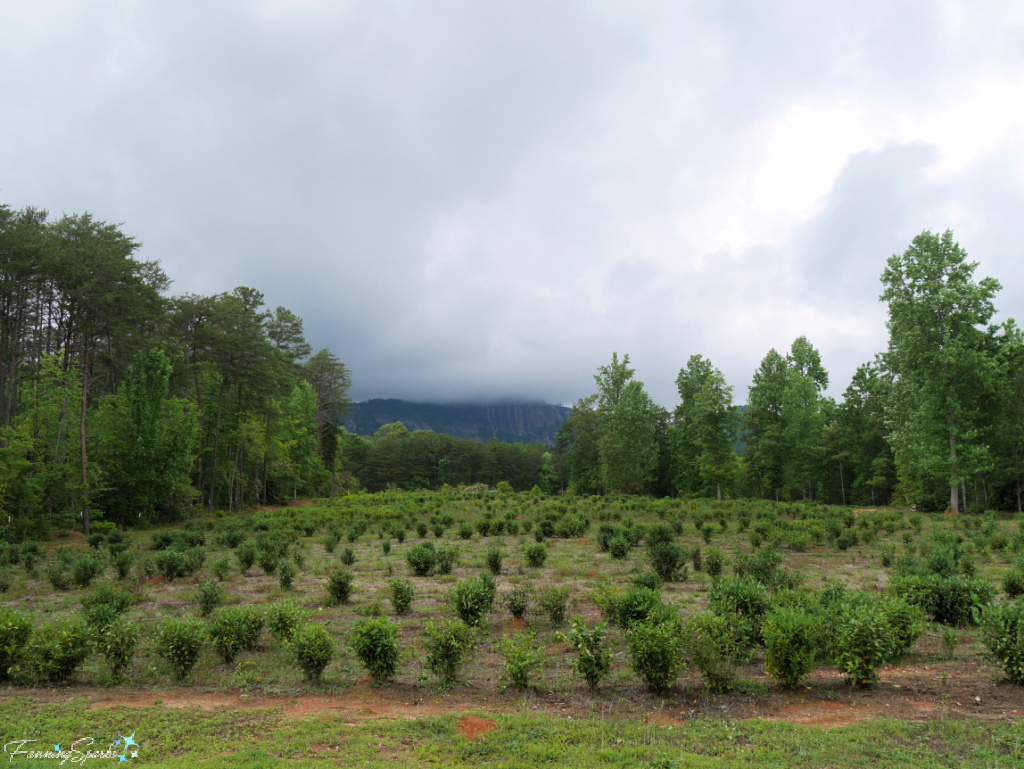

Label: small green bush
[435,545,460,575]
[450,573,497,627]
[340,548,355,566]
[155,549,187,581]
[350,616,400,683]
[602,585,664,629]
[322,531,340,554]
[538,585,572,625]
[209,606,263,663]
[647,541,687,582]
[980,601,1024,684]
[256,548,279,575]
[524,543,547,568]
[288,623,334,683]
[890,573,996,626]
[193,579,223,616]
[880,595,926,661]
[632,571,663,591]
[22,620,92,683]
[608,535,630,560]
[705,548,724,578]
[680,611,750,693]
[112,550,135,580]
[267,600,310,642]
[825,600,894,686]
[563,617,612,690]
[485,545,504,575]
[1003,566,1024,599]
[498,631,544,689]
[94,617,139,683]
[326,568,354,604]
[626,620,685,694]
[423,619,477,684]
[457,522,474,540]
[762,607,820,688]
[708,577,771,641]
[236,541,257,572]
[45,558,72,590]
[278,560,297,590]
[71,554,103,588]
[503,583,532,620]
[80,586,135,630]
[389,578,415,616]
[184,545,206,574]
[0,609,32,682]
[406,543,436,576]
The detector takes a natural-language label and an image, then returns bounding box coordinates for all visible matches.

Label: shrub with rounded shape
[647,541,687,582]
[209,606,260,663]
[95,617,139,683]
[498,631,544,689]
[326,568,354,604]
[762,607,820,688]
[113,550,135,580]
[71,555,103,588]
[485,545,503,575]
[196,580,225,617]
[503,583,531,619]
[23,620,92,683]
[450,574,497,627]
[235,541,257,572]
[350,616,400,683]
[680,611,750,693]
[626,620,685,694]
[267,599,310,643]
[564,617,612,690]
[406,543,436,576]
[603,586,663,629]
[704,548,724,578]
[524,543,547,568]
[423,619,476,684]
[155,549,187,581]
[435,545,460,575]
[608,535,630,560]
[289,624,334,683]
[538,585,572,625]
[457,522,474,540]
[0,609,32,682]
[389,578,415,616]
[708,577,771,641]
[981,601,1024,684]
[879,595,926,662]
[825,601,894,686]
[80,585,135,630]
[1003,567,1024,599]
[340,548,355,566]
[278,559,297,590]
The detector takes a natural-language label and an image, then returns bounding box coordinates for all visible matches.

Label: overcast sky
[3,1,1023,408]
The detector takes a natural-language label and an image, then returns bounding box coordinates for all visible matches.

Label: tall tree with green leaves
[673,355,739,500]
[881,230,1001,513]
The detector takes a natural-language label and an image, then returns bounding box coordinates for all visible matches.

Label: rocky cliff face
[346,400,571,446]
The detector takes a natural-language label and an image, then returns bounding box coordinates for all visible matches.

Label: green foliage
[80,585,135,630]
[94,617,139,683]
[980,601,1024,684]
[196,580,225,617]
[457,522,474,540]
[680,611,750,693]
[762,607,820,688]
[406,542,436,576]
[350,616,400,683]
[112,550,135,580]
[236,541,257,572]
[608,535,630,560]
[646,541,687,582]
[890,573,996,626]
[389,578,415,616]
[502,583,532,620]
[1003,564,1024,599]
[0,609,32,682]
[340,548,355,566]
[601,586,665,629]
[326,568,354,604]
[71,554,103,588]
[537,585,572,625]
[267,600,310,642]
[708,577,771,640]
[210,556,231,581]
[705,547,724,578]
[632,570,664,591]
[288,623,334,683]
[435,544,460,575]
[155,549,187,581]
[21,620,92,683]
[626,620,685,694]
[825,600,897,686]
[450,573,497,627]
[524,543,547,568]
[485,545,504,575]
[278,559,297,590]
[209,606,264,663]
[563,617,612,690]
[498,631,545,689]
[880,595,926,661]
[423,619,477,684]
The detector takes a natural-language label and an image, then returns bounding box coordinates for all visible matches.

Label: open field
[2,491,1024,766]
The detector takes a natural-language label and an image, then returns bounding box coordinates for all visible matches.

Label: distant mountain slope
[346,399,572,445]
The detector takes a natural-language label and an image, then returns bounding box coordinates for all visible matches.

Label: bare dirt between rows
[5,666,1023,731]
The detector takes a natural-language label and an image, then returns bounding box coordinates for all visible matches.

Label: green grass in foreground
[1,699,1022,768]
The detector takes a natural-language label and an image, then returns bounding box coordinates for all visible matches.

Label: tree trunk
[207,377,229,513]
[981,471,989,511]
[839,462,846,506]
[79,343,90,535]
[949,413,959,513]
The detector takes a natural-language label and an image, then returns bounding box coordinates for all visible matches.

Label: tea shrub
[155,549,187,581]
[0,609,32,682]
[980,601,1024,684]
[704,548,724,578]
[457,522,474,540]
[81,586,134,630]
[350,616,400,683]
[680,611,750,693]
[485,545,504,575]
[256,548,279,575]
[278,560,297,590]
[423,619,476,684]
[236,541,257,572]
[340,548,355,566]
[71,554,103,588]
[563,617,612,690]
[113,550,135,580]
[498,631,544,689]
[435,545,460,575]
[389,578,415,616]
[209,606,263,663]
[450,573,497,627]
[631,571,664,592]
[289,624,334,683]
[608,535,630,560]
[647,541,687,582]
[626,620,685,694]
[406,543,436,576]
[762,607,820,688]
[326,568,354,604]
[267,600,310,642]
[502,583,532,620]
[23,620,91,683]
[524,543,547,568]
[95,617,139,683]
[825,600,895,686]
[538,585,572,625]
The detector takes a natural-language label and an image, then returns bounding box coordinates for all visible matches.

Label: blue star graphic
[123,733,138,749]
[53,745,60,752]
[118,753,128,763]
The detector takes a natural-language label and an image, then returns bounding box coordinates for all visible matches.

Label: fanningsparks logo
[3,733,140,764]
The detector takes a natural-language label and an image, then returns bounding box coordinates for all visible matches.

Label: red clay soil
[504,618,528,633]
[457,716,497,740]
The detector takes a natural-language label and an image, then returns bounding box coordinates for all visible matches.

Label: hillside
[346,399,571,445]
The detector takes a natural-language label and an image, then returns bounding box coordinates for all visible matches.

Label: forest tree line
[2,204,1023,540]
